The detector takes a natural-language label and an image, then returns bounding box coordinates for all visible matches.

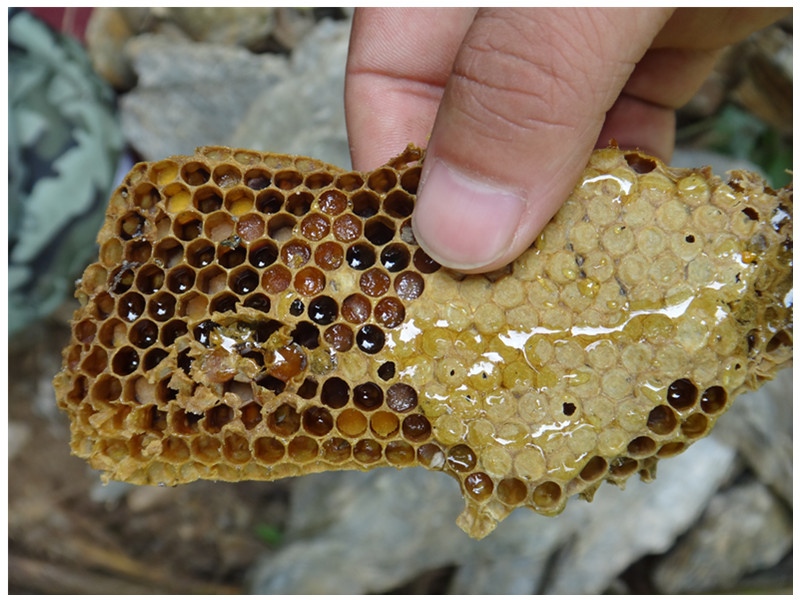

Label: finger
[412,7,673,272]
[345,7,476,170]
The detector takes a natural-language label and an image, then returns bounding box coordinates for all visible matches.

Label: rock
[652,477,791,594]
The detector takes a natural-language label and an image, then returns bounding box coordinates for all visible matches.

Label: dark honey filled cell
[321,377,350,409]
[177,349,193,375]
[394,271,425,301]
[386,383,418,412]
[380,244,411,272]
[153,239,182,267]
[257,189,284,214]
[300,213,331,241]
[143,348,168,371]
[194,186,223,213]
[497,477,528,505]
[192,319,219,347]
[346,243,376,270]
[364,217,396,246]
[374,297,405,329]
[314,241,344,271]
[646,404,678,435]
[667,378,698,410]
[579,456,608,481]
[359,268,391,297]
[413,248,441,274]
[447,444,477,472]
[356,325,385,354]
[377,361,396,381]
[229,267,260,295]
[288,436,319,462]
[129,319,158,348]
[181,162,210,186]
[341,294,371,324]
[166,265,196,294]
[700,386,728,414]
[385,440,415,465]
[321,437,351,462]
[118,292,145,322]
[210,292,238,314]
[148,292,176,321]
[384,189,415,218]
[112,346,140,376]
[267,403,301,436]
[291,321,320,349]
[249,240,279,269]
[333,214,362,243]
[318,189,348,215]
[289,299,305,316]
[257,374,286,395]
[297,377,319,399]
[308,296,338,325]
[160,319,188,346]
[275,170,304,191]
[354,439,382,463]
[187,239,215,268]
[324,323,354,352]
[243,293,271,313]
[353,382,383,411]
[532,481,562,509]
[254,437,284,464]
[244,168,271,190]
[218,245,246,269]
[303,406,334,436]
[286,191,314,215]
[465,472,494,502]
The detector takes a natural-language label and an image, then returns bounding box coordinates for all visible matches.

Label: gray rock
[652,478,791,594]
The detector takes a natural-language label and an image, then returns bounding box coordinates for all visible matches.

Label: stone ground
[9,8,792,594]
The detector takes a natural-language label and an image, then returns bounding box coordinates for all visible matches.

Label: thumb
[412,8,672,272]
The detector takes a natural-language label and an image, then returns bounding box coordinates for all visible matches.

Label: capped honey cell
[53,144,793,542]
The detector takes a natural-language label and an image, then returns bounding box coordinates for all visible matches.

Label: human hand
[345,7,789,273]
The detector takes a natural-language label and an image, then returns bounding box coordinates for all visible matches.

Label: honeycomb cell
[254,437,285,464]
[289,299,305,316]
[210,292,238,314]
[93,292,116,320]
[173,211,203,241]
[346,243,376,270]
[370,410,400,438]
[384,189,414,218]
[385,440,415,465]
[341,294,371,324]
[205,212,235,242]
[244,168,271,190]
[142,348,168,372]
[212,164,242,189]
[386,383,418,413]
[353,382,383,411]
[162,437,190,463]
[90,374,122,404]
[118,292,145,322]
[300,213,331,241]
[218,245,246,270]
[286,191,314,215]
[682,413,709,438]
[627,435,656,457]
[314,241,344,271]
[447,445,477,472]
[267,214,296,241]
[205,405,234,433]
[335,172,364,192]
[321,377,350,409]
[380,244,411,272]
[367,167,398,193]
[178,292,208,319]
[288,436,319,462]
[532,481,562,509]
[148,292,176,321]
[262,265,292,294]
[333,214,362,243]
[160,319,188,346]
[81,345,108,377]
[297,377,319,399]
[465,472,494,502]
[352,190,380,218]
[354,439,382,463]
[134,265,164,295]
[321,437,352,462]
[418,443,445,469]
[364,217,395,246]
[657,441,686,457]
[377,361,396,381]
[275,170,304,191]
[294,267,326,296]
[291,321,320,349]
[236,213,265,242]
[305,172,334,190]
[317,189,348,215]
[152,238,182,268]
[497,477,528,505]
[128,319,158,349]
[74,319,97,345]
[413,248,441,274]
[172,408,202,435]
[700,386,727,414]
[324,323,354,352]
[243,293,271,313]
[400,166,421,194]
[401,414,431,442]
[149,160,179,185]
[185,239,213,268]
[356,325,385,354]
[118,211,146,240]
[256,189,284,214]
[229,266,259,295]
[303,406,334,436]
[337,408,367,437]
[394,271,424,301]
[667,378,698,410]
[181,161,210,186]
[98,319,126,349]
[100,238,124,267]
[646,405,678,435]
[110,266,135,294]
[374,297,405,329]
[249,240,279,269]
[360,268,391,297]
[308,296,338,325]
[194,186,223,213]
[191,436,221,464]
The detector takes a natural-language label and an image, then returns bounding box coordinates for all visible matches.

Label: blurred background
[8,7,793,593]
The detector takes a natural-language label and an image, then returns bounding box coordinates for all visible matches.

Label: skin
[345,7,790,273]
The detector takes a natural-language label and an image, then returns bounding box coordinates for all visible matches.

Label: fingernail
[413,158,524,270]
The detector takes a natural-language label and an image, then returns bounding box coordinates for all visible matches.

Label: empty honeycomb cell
[335,172,364,192]
[318,189,348,215]
[303,406,334,436]
[248,240,279,269]
[366,167,398,193]
[217,245,246,269]
[447,444,477,472]
[65,345,82,370]
[205,404,234,434]
[186,239,214,268]
[681,413,709,438]
[308,296,338,325]
[288,436,319,462]
[228,266,259,295]
[243,167,271,190]
[223,433,251,464]
[209,292,238,314]
[181,161,211,186]
[627,435,657,457]
[256,189,284,214]
[324,323,354,352]
[354,439,382,463]
[74,320,98,346]
[700,386,728,414]
[274,169,304,191]
[178,292,208,319]
[624,151,657,174]
[386,383,418,413]
[646,404,678,435]
[90,374,122,404]
[152,238,182,268]
[81,345,108,377]
[212,164,242,189]
[242,293,270,314]
[364,217,396,246]
[253,437,284,464]
[92,292,116,320]
[267,214,296,242]
[374,297,405,329]
[142,348,168,372]
[162,437,191,464]
[267,403,301,436]
[383,189,415,218]
[465,472,494,502]
[294,266,326,296]
[359,268,391,297]
[766,330,792,352]
[286,191,314,216]
[333,214,363,243]
[337,408,367,437]
[147,292,176,321]
[394,271,424,301]
[401,414,431,442]
[305,171,335,190]
[192,436,222,464]
[205,212,235,242]
[149,160,179,185]
[657,441,686,457]
[110,266,136,295]
[236,213,265,242]
[497,477,528,505]
[118,292,145,323]
[352,190,380,218]
[353,382,383,411]
[398,165,421,194]
[134,265,165,295]
[667,378,698,410]
[385,440,415,465]
[314,241,344,271]
[356,325,385,354]
[128,319,158,349]
[370,410,400,438]
[160,319,188,346]
[172,211,203,241]
[300,213,331,241]
[532,481,562,509]
[609,457,638,478]
[321,437,352,462]
[100,238,124,267]
[194,186,223,214]
[341,294,371,324]
[346,243,376,270]
[418,443,446,469]
[119,211,146,240]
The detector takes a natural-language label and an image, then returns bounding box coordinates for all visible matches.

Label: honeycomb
[54,145,793,539]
